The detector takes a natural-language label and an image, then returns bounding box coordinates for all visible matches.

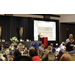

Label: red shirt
[32,56,41,61]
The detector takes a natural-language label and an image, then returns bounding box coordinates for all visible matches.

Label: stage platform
[0,41,42,49]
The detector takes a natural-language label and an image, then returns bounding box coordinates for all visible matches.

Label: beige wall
[60,14,75,23]
[0,14,5,15]
[13,14,44,18]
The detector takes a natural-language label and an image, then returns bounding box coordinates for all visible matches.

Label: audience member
[3,43,9,53]
[65,34,74,45]
[54,49,66,61]
[29,49,41,61]
[0,44,4,53]
[66,38,75,52]
[42,46,52,61]
[4,43,9,48]
[59,53,72,61]
[13,49,21,59]
[9,43,18,55]
[69,46,75,55]
[50,43,56,53]
[39,44,45,57]
[60,42,66,50]
[14,56,32,61]
[8,53,13,61]
[18,43,24,51]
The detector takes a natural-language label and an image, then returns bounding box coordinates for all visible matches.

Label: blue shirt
[52,47,55,53]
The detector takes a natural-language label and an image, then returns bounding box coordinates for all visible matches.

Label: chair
[71,54,75,61]
[48,52,55,61]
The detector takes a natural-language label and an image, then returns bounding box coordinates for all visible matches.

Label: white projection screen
[34,20,56,41]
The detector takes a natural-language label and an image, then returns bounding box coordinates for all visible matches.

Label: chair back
[48,52,55,61]
[71,54,75,61]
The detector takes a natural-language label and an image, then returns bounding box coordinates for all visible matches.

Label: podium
[40,37,48,47]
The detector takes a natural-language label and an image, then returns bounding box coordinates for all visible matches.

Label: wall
[60,14,75,23]
[60,23,75,43]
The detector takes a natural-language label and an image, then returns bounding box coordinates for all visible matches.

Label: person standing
[38,33,41,41]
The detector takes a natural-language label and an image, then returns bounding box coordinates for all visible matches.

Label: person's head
[59,49,66,57]
[13,49,21,58]
[8,58,13,61]
[14,56,32,61]
[59,53,72,61]
[4,43,8,48]
[69,34,73,38]
[50,43,53,46]
[19,43,22,46]
[69,38,73,43]
[14,44,17,48]
[39,32,41,35]
[69,34,73,42]
[1,44,3,47]
[41,44,45,48]
[5,43,8,46]
[62,42,65,46]
[29,49,38,57]
[11,43,14,47]
[39,43,41,46]
[73,46,75,50]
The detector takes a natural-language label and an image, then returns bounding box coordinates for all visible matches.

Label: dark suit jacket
[38,34,40,41]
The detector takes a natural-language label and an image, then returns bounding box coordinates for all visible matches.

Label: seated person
[59,53,72,61]
[9,43,14,51]
[13,49,21,60]
[14,56,32,61]
[50,43,56,53]
[23,47,28,55]
[3,43,9,53]
[60,42,66,50]
[4,43,9,48]
[39,44,45,56]
[9,43,18,55]
[69,46,75,55]
[18,43,24,51]
[54,49,66,61]
[42,46,52,61]
[29,48,41,61]
[8,54,13,61]
[66,38,75,52]
[65,34,74,45]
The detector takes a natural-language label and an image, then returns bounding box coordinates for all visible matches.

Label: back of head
[59,49,66,57]
[59,53,72,61]
[50,43,53,46]
[41,44,45,48]
[14,56,32,61]
[39,43,41,46]
[4,42,8,48]
[29,49,38,57]
[14,43,17,48]
[13,49,21,58]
